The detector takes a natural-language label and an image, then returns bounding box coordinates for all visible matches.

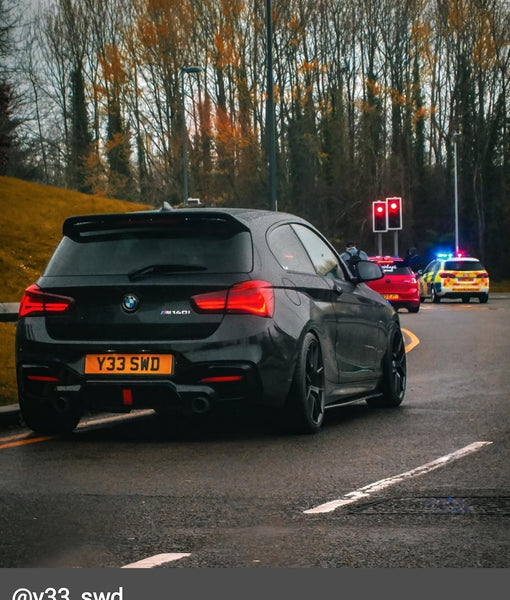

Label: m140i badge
[161,309,191,316]
[122,294,139,312]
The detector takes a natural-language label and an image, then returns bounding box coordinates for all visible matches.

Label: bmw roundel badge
[122,294,139,313]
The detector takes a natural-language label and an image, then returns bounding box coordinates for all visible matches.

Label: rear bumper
[15,314,298,416]
[16,358,276,417]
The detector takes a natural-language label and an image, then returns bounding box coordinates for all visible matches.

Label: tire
[431,287,440,303]
[19,394,82,434]
[408,304,420,313]
[286,332,325,434]
[367,326,406,408]
[479,293,488,303]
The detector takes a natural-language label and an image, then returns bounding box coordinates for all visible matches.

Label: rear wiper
[128,263,207,281]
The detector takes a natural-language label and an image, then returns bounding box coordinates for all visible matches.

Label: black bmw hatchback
[15,208,407,435]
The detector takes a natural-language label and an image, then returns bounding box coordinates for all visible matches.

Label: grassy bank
[0,176,148,406]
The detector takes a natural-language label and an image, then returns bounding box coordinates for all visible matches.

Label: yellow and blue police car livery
[418,254,489,304]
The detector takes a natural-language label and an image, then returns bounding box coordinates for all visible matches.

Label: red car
[367,256,420,313]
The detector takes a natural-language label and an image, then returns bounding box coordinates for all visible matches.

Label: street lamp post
[453,132,460,254]
[266,0,277,211]
[180,66,202,204]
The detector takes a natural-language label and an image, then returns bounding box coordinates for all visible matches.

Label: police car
[418,254,489,303]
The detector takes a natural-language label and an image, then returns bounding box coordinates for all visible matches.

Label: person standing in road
[340,242,369,276]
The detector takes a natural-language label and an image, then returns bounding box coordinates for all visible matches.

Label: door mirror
[356,260,383,282]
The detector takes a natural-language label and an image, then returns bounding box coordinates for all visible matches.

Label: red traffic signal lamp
[386,197,402,230]
[372,201,387,232]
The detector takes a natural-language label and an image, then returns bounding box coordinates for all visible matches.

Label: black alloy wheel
[367,326,406,408]
[287,332,325,434]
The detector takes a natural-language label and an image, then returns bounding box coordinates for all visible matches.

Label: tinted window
[267,225,316,274]
[444,260,484,271]
[45,229,253,276]
[380,263,413,276]
[291,224,344,279]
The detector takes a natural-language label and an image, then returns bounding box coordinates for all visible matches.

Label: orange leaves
[98,44,127,88]
[214,107,252,152]
[472,21,497,70]
[213,30,240,70]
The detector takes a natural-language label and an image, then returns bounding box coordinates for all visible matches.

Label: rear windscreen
[380,264,412,276]
[444,261,484,271]
[44,224,253,276]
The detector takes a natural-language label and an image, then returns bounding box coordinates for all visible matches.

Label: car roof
[442,256,479,261]
[62,207,314,238]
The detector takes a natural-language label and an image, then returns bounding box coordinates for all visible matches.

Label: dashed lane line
[122,553,191,568]
[303,441,493,514]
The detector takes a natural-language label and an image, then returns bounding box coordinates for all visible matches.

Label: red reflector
[19,284,74,317]
[122,389,133,406]
[200,375,243,383]
[27,375,60,382]
[192,280,274,317]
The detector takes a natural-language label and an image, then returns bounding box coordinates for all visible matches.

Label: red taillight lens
[200,375,244,383]
[19,284,74,317]
[190,289,228,313]
[478,272,489,279]
[439,272,455,279]
[191,280,274,317]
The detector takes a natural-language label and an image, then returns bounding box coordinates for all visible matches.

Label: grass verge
[0,176,148,407]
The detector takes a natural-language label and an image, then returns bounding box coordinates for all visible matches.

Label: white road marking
[304,441,493,515]
[122,553,191,568]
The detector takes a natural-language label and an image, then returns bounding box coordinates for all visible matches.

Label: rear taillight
[439,272,455,279]
[19,284,75,317]
[191,280,274,317]
[478,272,489,279]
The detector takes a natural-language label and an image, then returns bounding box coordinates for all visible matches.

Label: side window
[267,224,316,274]
[423,261,435,274]
[291,224,344,280]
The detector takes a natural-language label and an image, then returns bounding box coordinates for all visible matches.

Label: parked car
[367,256,420,313]
[16,208,407,435]
[418,255,489,303]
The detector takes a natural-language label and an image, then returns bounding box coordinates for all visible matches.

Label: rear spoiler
[63,211,249,240]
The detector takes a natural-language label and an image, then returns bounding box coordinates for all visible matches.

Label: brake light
[439,272,455,279]
[19,284,74,317]
[478,272,489,279]
[191,280,274,317]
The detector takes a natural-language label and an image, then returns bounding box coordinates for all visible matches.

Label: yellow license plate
[85,354,173,375]
[383,294,399,300]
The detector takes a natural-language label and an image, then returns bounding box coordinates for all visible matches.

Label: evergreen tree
[70,66,92,192]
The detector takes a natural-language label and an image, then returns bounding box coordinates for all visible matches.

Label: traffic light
[372,201,387,232]
[387,197,402,230]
